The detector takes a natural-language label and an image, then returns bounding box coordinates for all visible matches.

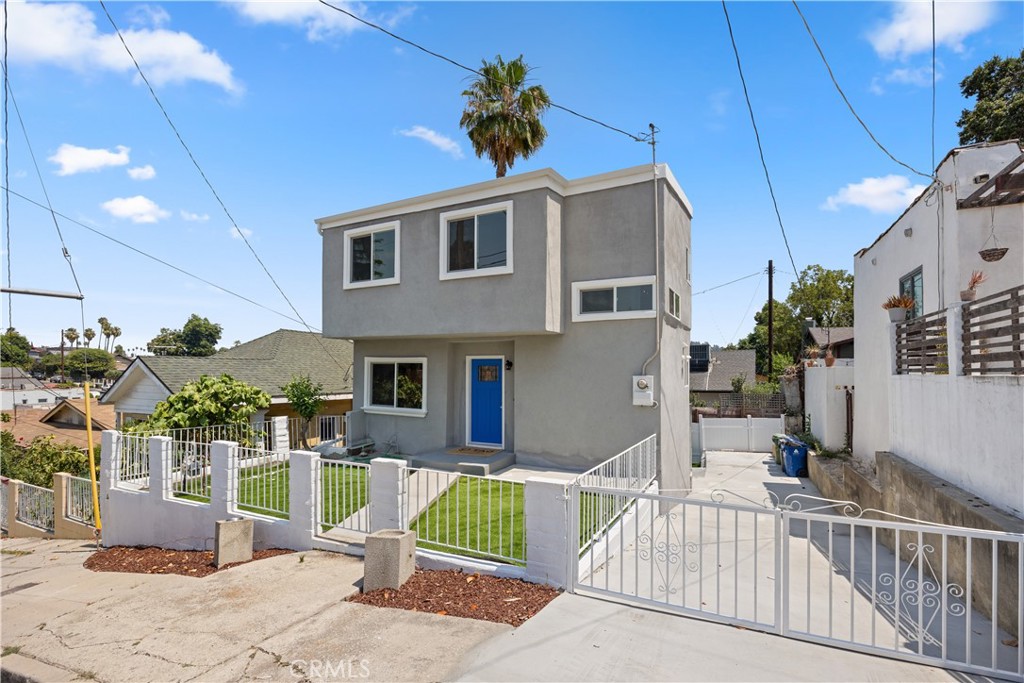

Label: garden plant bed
[84,545,293,577]
[350,568,559,626]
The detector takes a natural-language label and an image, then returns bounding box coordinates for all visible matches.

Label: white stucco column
[947,303,965,376]
[369,457,406,532]
[288,450,319,542]
[270,416,290,453]
[99,429,121,495]
[210,440,238,519]
[148,436,172,502]
[524,477,570,589]
[888,322,899,376]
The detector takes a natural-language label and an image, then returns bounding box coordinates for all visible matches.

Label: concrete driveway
[0,538,508,682]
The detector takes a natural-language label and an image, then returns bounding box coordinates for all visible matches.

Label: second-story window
[899,267,923,319]
[572,276,657,322]
[343,221,400,290]
[439,201,514,280]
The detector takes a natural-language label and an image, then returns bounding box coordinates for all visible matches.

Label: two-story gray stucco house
[318,163,693,492]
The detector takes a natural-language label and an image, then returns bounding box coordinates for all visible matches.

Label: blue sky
[2,0,1021,353]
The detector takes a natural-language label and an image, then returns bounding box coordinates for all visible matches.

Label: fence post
[369,457,406,532]
[271,416,289,453]
[210,440,238,520]
[52,472,69,532]
[525,477,570,589]
[888,321,899,376]
[5,479,19,533]
[100,429,121,494]
[288,450,319,544]
[948,304,965,377]
[149,436,173,502]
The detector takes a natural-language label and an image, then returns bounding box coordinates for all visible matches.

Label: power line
[790,0,934,180]
[721,1,802,284]
[3,6,10,332]
[3,186,316,330]
[692,271,762,296]
[730,271,765,344]
[98,1,346,372]
[316,0,648,144]
[931,0,937,172]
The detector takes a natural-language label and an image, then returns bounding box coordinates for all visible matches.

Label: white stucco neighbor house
[318,164,693,493]
[852,139,1023,517]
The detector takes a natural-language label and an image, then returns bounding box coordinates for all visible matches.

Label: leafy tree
[143,374,270,430]
[147,314,222,356]
[113,344,126,357]
[957,50,1024,145]
[281,374,326,450]
[1,431,100,488]
[730,374,747,393]
[787,265,854,330]
[83,327,96,348]
[65,348,116,380]
[736,300,802,375]
[460,54,551,178]
[1,328,32,369]
[34,353,63,378]
[63,327,80,348]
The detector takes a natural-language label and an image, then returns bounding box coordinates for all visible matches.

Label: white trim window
[363,357,426,417]
[685,246,691,284]
[667,288,682,319]
[343,221,400,290]
[439,201,513,280]
[572,276,657,322]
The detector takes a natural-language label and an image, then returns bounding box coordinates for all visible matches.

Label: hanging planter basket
[979,247,1008,262]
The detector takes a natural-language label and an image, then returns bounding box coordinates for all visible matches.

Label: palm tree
[110,326,121,352]
[83,328,96,348]
[64,328,79,348]
[460,54,551,178]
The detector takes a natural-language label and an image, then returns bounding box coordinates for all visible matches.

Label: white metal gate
[570,486,1023,680]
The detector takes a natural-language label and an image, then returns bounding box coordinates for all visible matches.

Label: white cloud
[822,175,928,214]
[398,126,464,159]
[232,1,414,42]
[127,5,171,29]
[49,143,130,175]
[869,64,943,95]
[127,164,156,180]
[101,195,171,223]
[230,226,253,240]
[180,210,210,222]
[4,2,241,94]
[868,1,997,59]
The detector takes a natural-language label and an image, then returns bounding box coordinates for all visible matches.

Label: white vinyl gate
[570,485,1023,679]
[697,415,782,453]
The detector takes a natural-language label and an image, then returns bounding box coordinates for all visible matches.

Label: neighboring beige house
[2,398,115,450]
[100,330,354,434]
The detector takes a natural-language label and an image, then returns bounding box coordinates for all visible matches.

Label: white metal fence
[403,467,525,566]
[118,433,151,490]
[317,460,370,533]
[575,434,657,555]
[288,415,344,449]
[16,482,55,532]
[66,476,97,525]
[170,440,212,502]
[234,446,290,519]
[570,487,1024,679]
[130,422,272,449]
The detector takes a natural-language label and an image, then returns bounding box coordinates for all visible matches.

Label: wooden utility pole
[767,260,775,371]
[60,330,66,384]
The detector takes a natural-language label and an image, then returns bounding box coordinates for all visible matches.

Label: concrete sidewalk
[0,537,507,682]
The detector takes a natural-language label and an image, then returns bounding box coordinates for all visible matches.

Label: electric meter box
[632,375,654,406]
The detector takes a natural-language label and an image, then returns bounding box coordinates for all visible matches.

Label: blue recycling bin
[782,438,809,477]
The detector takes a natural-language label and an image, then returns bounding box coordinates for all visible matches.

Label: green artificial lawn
[410,476,526,566]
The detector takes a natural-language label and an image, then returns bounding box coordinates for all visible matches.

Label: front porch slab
[406,449,516,476]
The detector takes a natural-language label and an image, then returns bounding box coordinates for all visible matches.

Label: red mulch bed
[350,568,560,626]
[83,546,293,578]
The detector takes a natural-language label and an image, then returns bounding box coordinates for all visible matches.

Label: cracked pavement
[1,538,509,682]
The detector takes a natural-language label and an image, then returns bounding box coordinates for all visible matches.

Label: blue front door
[470,358,503,446]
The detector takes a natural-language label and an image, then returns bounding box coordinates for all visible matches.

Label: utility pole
[60,330,66,384]
[767,260,775,372]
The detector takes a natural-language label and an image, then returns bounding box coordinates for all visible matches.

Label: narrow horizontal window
[572,276,657,322]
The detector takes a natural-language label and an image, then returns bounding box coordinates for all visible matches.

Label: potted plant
[882,294,915,322]
[824,345,836,367]
[961,270,987,302]
[805,345,819,368]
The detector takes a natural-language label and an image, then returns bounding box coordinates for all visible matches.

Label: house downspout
[641,124,661,387]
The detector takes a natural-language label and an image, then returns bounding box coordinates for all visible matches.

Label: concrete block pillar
[288,450,319,541]
[148,436,173,501]
[211,440,238,519]
[369,458,406,532]
[52,472,69,528]
[271,416,290,453]
[524,477,570,589]
[948,304,965,376]
[100,429,121,495]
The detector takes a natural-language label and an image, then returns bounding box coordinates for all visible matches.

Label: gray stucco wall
[323,188,560,339]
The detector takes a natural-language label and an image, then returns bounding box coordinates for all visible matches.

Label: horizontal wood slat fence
[962,285,1024,376]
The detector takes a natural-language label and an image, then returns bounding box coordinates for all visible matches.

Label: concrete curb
[1,653,80,682]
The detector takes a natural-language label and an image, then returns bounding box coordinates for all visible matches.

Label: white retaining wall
[804,365,855,451]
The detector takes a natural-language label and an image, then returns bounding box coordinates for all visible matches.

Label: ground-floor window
[364,357,427,416]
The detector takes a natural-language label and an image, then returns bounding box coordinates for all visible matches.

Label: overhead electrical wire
[730,271,765,345]
[316,0,649,144]
[98,1,348,373]
[931,0,937,172]
[3,6,11,331]
[790,0,935,181]
[692,271,762,297]
[2,186,315,330]
[721,1,802,284]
